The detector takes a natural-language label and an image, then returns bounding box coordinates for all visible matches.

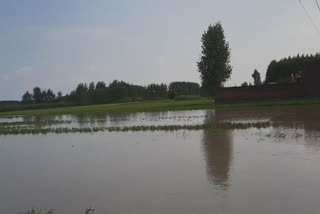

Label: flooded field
[0,106,320,214]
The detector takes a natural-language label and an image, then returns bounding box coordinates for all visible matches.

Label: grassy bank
[0,99,213,118]
[216,98,320,110]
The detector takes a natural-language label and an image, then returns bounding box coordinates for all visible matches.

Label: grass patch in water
[19,208,95,214]
[0,121,271,135]
[0,120,72,127]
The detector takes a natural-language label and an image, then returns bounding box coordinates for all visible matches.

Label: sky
[0,0,319,100]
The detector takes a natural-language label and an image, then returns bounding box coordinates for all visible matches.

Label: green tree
[197,22,232,97]
[144,83,168,99]
[241,82,248,87]
[21,91,33,104]
[75,83,89,105]
[265,53,320,84]
[95,81,106,89]
[46,89,56,103]
[168,82,200,96]
[252,69,261,85]
[32,87,42,103]
[57,91,62,98]
[56,91,63,102]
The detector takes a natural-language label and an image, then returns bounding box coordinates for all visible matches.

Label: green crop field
[0,99,213,117]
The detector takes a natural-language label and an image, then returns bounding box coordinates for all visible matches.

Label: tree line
[265,53,320,84]
[240,54,320,87]
[21,87,63,104]
[21,81,201,106]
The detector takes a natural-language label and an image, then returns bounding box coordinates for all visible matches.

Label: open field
[1,98,320,118]
[0,99,213,118]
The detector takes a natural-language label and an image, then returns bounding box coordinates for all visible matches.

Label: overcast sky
[0,0,319,100]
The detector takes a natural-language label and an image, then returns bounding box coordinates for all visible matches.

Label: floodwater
[0,106,320,214]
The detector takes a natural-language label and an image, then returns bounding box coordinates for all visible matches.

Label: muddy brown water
[0,106,320,214]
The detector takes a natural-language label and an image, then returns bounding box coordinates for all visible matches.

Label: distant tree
[252,69,262,85]
[87,82,95,104]
[75,83,89,105]
[57,91,62,98]
[241,82,248,87]
[197,22,232,97]
[88,82,95,93]
[168,82,200,96]
[21,91,33,104]
[56,91,63,102]
[144,83,168,99]
[32,87,42,103]
[110,87,128,101]
[129,85,145,101]
[46,89,56,103]
[265,53,320,83]
[92,81,108,104]
[41,90,48,102]
[95,81,106,89]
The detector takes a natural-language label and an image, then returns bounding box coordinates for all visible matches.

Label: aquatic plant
[0,121,272,135]
[19,208,94,214]
[0,120,72,127]
[19,210,53,214]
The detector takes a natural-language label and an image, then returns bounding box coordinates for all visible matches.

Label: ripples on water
[0,106,320,214]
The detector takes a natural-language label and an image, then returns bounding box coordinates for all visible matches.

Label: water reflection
[202,129,233,189]
[202,110,233,189]
[12,109,210,128]
[215,106,320,149]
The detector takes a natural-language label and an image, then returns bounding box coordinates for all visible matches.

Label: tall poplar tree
[197,22,232,97]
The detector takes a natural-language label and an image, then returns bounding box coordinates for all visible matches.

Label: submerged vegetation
[0,121,271,135]
[20,208,95,214]
[0,120,72,127]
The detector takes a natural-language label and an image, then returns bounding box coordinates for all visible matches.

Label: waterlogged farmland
[1,106,320,214]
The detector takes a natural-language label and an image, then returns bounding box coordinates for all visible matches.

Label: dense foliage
[168,82,200,98]
[144,83,168,100]
[22,88,62,105]
[251,69,261,85]
[197,22,232,97]
[66,80,146,105]
[265,53,320,84]
[20,80,201,107]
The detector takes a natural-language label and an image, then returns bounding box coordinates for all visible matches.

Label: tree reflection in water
[202,110,233,189]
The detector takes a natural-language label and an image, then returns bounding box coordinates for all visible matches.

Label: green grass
[0,99,213,118]
[216,98,320,110]
[174,95,201,101]
[2,97,319,118]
